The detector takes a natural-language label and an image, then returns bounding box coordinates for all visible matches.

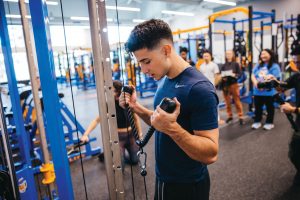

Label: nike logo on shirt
[175,83,186,88]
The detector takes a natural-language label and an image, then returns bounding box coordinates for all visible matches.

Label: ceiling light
[204,0,236,6]
[3,0,19,2]
[46,1,58,5]
[161,10,195,17]
[106,5,140,12]
[6,14,20,18]
[107,18,113,22]
[70,16,89,21]
[132,19,145,23]
[6,14,31,19]
[3,0,58,5]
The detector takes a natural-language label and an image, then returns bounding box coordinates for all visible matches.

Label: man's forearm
[132,102,153,126]
[167,123,218,165]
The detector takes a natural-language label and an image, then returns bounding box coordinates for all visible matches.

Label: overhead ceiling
[3,0,253,27]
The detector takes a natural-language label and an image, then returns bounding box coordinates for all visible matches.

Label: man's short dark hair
[179,46,188,53]
[125,19,173,52]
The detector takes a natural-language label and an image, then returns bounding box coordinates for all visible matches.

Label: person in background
[195,51,205,71]
[112,57,121,80]
[265,55,300,186]
[80,80,142,167]
[278,75,300,186]
[251,49,281,130]
[199,50,224,125]
[220,50,244,125]
[180,46,195,67]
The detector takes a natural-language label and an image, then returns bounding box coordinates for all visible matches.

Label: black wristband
[295,107,299,114]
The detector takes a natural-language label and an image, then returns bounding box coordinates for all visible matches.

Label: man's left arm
[151,83,219,165]
[151,99,219,165]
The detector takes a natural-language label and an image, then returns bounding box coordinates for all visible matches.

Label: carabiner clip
[137,150,147,176]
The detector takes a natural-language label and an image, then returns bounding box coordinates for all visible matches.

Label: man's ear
[162,44,172,57]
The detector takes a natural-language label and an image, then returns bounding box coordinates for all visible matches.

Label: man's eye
[145,60,151,64]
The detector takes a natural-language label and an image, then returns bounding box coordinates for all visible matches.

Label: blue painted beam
[284,24,297,29]
[236,15,270,23]
[0,0,38,199]
[214,19,235,24]
[263,18,297,27]
[253,11,274,17]
[263,20,283,26]
[28,0,74,199]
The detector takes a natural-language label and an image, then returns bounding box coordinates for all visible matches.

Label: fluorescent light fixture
[46,1,58,5]
[107,18,113,22]
[6,14,21,18]
[70,16,89,21]
[106,5,140,12]
[3,0,19,2]
[6,14,31,19]
[132,19,145,23]
[3,0,58,5]
[204,0,236,6]
[161,10,194,17]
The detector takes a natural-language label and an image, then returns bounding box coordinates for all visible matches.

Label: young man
[120,19,219,200]
[199,50,220,88]
[279,72,300,186]
[267,57,300,186]
[179,46,195,67]
[200,50,224,125]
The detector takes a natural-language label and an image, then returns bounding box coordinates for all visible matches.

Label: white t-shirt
[199,61,220,86]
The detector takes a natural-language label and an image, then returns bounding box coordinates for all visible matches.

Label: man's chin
[153,75,163,81]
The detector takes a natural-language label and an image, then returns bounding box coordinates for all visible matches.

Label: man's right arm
[132,101,153,126]
[119,89,153,126]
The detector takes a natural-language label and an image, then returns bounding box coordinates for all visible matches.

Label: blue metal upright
[28,0,74,199]
[0,0,38,199]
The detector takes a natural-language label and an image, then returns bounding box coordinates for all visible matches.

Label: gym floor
[61,86,300,200]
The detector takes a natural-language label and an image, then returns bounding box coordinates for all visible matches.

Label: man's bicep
[191,105,218,131]
[190,99,218,131]
[188,82,219,130]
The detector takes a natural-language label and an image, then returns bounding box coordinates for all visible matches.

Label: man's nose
[140,65,149,74]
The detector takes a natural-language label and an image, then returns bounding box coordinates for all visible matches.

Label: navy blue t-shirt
[154,67,219,183]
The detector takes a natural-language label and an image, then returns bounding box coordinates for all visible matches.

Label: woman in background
[251,49,281,130]
[81,80,142,167]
